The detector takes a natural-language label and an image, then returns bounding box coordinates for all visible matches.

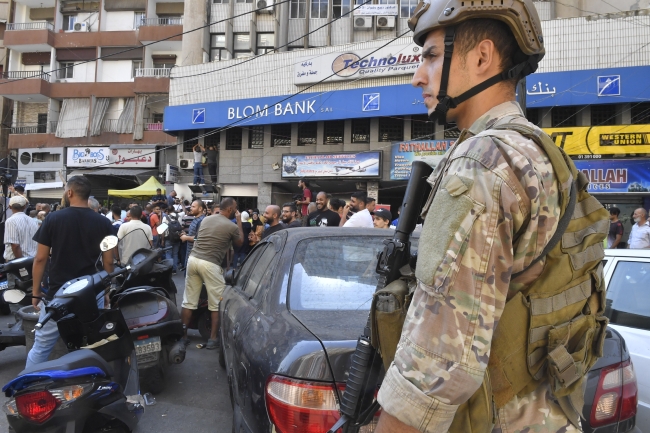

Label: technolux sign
[294,43,421,85]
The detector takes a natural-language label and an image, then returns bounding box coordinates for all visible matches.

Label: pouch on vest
[370,278,410,372]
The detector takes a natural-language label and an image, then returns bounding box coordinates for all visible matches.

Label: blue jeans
[153,235,159,249]
[233,252,247,270]
[179,242,187,269]
[168,242,180,272]
[26,297,104,368]
[193,162,204,184]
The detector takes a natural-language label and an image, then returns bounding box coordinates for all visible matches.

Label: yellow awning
[107,176,166,199]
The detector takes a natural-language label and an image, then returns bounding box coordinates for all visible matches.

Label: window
[526,108,540,126]
[444,123,461,139]
[631,103,650,125]
[210,34,231,61]
[134,12,145,29]
[234,245,267,291]
[378,0,396,3]
[132,60,143,78]
[32,152,60,162]
[152,113,164,123]
[271,124,292,147]
[324,120,344,144]
[298,122,317,145]
[226,128,243,150]
[236,0,253,3]
[310,0,327,18]
[351,118,370,143]
[37,113,47,134]
[205,129,220,149]
[400,0,417,18]
[242,244,279,300]
[551,106,578,127]
[213,0,228,3]
[605,261,650,330]
[411,114,434,140]
[234,33,251,58]
[290,0,306,18]
[378,117,403,142]
[183,130,199,152]
[63,15,77,31]
[333,0,350,18]
[590,105,617,126]
[153,60,175,70]
[256,33,275,55]
[58,62,74,79]
[249,126,264,149]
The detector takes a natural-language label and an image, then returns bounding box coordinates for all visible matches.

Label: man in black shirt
[281,202,302,228]
[151,188,166,206]
[27,176,114,368]
[262,205,285,239]
[307,192,341,227]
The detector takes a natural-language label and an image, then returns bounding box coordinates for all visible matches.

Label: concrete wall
[98,60,134,82]
[104,11,137,31]
[15,102,49,124]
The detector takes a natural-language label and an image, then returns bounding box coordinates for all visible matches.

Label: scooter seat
[19,349,114,377]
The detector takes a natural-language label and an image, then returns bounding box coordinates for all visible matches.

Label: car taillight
[15,391,59,423]
[590,360,637,427]
[266,375,345,433]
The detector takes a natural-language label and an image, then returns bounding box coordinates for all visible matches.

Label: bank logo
[597,75,620,97]
[363,93,380,111]
[192,108,206,124]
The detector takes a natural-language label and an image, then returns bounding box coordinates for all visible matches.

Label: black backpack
[167,216,183,243]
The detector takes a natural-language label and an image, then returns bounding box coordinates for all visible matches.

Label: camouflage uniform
[377,101,578,433]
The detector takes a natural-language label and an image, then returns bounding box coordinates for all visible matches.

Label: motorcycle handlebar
[34,310,53,330]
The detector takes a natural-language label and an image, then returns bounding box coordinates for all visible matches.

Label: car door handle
[232,323,240,338]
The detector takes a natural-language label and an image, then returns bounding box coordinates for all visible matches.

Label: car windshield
[288,236,386,311]
[605,260,650,331]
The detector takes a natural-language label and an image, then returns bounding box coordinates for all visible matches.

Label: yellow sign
[543,125,650,156]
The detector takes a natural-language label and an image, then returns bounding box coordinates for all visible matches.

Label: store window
[271,124,292,147]
[333,0,350,18]
[249,126,265,148]
[351,118,370,143]
[183,130,199,152]
[632,103,650,124]
[290,0,306,18]
[298,122,318,145]
[324,120,344,144]
[400,0,417,18]
[210,34,231,61]
[378,117,403,142]
[226,128,243,150]
[526,108,541,126]
[591,105,617,126]
[551,106,578,127]
[411,115,434,140]
[234,33,252,58]
[257,33,275,55]
[444,123,461,139]
[311,0,327,18]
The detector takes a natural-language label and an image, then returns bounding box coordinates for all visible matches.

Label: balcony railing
[7,22,55,31]
[140,17,183,26]
[102,119,120,133]
[10,123,47,134]
[134,68,172,78]
[144,119,164,131]
[0,71,51,80]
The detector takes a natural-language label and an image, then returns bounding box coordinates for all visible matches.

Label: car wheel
[143,365,166,394]
[219,339,226,369]
[198,310,211,341]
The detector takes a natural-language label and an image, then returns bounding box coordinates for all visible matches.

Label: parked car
[219,228,639,433]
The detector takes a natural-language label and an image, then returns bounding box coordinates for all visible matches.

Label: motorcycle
[1,235,145,433]
[0,257,34,351]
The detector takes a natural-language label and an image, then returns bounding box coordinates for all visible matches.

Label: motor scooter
[0,257,34,351]
[1,235,145,433]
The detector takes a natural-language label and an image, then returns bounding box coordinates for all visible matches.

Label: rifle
[329,161,434,433]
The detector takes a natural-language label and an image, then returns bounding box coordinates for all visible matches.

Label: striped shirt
[4,212,39,260]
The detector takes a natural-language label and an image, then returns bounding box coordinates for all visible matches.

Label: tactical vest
[371,123,609,432]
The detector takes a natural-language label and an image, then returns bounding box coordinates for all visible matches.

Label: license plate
[0,280,8,290]
[134,336,161,355]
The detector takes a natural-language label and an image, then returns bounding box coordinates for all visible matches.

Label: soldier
[375,1,608,433]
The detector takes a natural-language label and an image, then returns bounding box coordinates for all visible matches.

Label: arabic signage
[543,125,650,157]
[294,43,421,85]
[390,140,455,180]
[354,4,398,15]
[66,147,157,168]
[573,159,650,193]
[281,152,381,179]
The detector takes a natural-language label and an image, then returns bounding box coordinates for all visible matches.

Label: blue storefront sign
[281,152,381,178]
[574,159,650,193]
[390,140,454,180]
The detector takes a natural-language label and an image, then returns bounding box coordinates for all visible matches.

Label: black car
[219,228,639,433]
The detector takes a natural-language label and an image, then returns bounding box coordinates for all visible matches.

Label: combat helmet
[409,0,545,123]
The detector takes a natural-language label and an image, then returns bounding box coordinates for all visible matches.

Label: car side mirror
[225,269,235,286]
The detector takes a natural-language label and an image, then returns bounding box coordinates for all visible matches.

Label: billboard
[66,147,157,168]
[543,125,650,157]
[574,159,650,193]
[390,140,455,180]
[281,152,381,179]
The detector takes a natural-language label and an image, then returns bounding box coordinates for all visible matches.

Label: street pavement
[0,273,232,433]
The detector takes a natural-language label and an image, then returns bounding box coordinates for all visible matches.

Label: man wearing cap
[372,209,392,229]
[374,1,599,433]
[4,196,39,289]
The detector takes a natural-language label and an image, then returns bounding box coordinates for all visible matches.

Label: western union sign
[543,125,650,156]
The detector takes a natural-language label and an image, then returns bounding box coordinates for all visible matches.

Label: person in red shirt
[296,178,312,217]
[150,204,162,248]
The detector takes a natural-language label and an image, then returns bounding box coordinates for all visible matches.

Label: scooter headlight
[2,399,18,416]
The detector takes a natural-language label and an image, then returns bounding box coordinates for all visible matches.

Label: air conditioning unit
[72,22,88,32]
[376,16,395,29]
[256,0,274,13]
[179,159,194,169]
[354,16,372,30]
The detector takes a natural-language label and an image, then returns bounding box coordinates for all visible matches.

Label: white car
[604,249,650,431]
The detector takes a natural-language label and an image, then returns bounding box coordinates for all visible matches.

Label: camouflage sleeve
[376,134,555,432]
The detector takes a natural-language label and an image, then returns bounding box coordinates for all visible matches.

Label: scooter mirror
[100,235,119,251]
[3,289,26,304]
[157,223,169,236]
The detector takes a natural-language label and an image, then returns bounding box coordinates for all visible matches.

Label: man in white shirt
[117,205,153,264]
[339,191,374,228]
[628,208,650,249]
[4,196,39,289]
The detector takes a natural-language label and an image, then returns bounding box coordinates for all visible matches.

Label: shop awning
[107,176,166,199]
[25,182,64,191]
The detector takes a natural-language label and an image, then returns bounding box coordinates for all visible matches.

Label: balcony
[0,72,51,101]
[10,123,48,134]
[102,119,121,133]
[4,23,56,52]
[142,17,183,26]
[137,18,183,44]
[135,68,171,78]
[1,71,50,80]
[7,22,55,31]
[133,69,170,94]
[145,119,164,131]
